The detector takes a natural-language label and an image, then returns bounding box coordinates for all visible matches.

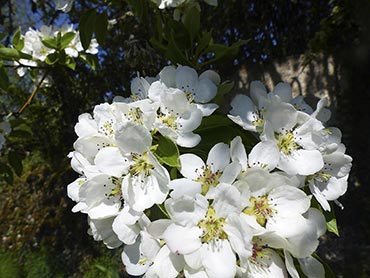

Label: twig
[18,70,50,114]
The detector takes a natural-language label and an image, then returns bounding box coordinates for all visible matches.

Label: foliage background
[0,0,370,277]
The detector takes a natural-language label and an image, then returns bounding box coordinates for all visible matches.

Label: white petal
[284,251,300,278]
[176,132,201,148]
[278,149,324,176]
[148,81,168,102]
[175,66,198,94]
[112,207,142,244]
[230,136,248,169]
[179,153,205,180]
[194,78,217,103]
[299,256,325,278]
[165,195,207,226]
[122,236,151,276]
[195,103,218,116]
[115,122,151,154]
[207,142,230,171]
[199,69,221,85]
[94,147,129,176]
[213,184,242,216]
[159,65,177,87]
[270,185,310,216]
[201,240,236,278]
[152,245,184,278]
[272,82,292,103]
[250,81,267,105]
[169,178,202,199]
[74,113,98,137]
[131,77,150,99]
[265,102,297,132]
[163,224,202,255]
[248,140,280,171]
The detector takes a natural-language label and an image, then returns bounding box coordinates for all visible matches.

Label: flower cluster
[0,117,11,150]
[67,67,352,278]
[15,24,98,76]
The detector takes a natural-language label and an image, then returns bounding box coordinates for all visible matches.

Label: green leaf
[212,81,234,105]
[195,113,233,132]
[201,40,248,66]
[0,32,6,41]
[65,57,76,70]
[79,9,97,50]
[45,52,59,65]
[324,209,339,236]
[0,47,20,60]
[12,27,24,51]
[42,37,58,49]
[60,32,76,49]
[154,135,180,168]
[183,6,200,41]
[80,54,99,70]
[0,162,13,184]
[0,66,9,91]
[8,151,24,177]
[95,11,108,45]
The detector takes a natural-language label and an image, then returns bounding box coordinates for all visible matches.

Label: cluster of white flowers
[67,67,351,278]
[151,0,217,9]
[0,117,11,150]
[16,24,98,76]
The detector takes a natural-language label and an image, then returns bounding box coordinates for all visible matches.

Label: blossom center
[249,241,271,269]
[129,152,154,177]
[275,131,299,155]
[196,166,222,195]
[158,113,177,129]
[99,119,114,137]
[198,207,227,243]
[243,195,276,227]
[127,107,144,125]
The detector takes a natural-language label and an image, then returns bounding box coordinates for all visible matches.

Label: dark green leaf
[0,66,9,91]
[60,32,76,49]
[202,40,248,66]
[0,32,6,41]
[154,135,180,168]
[42,37,58,49]
[183,6,200,41]
[212,81,234,105]
[0,162,13,184]
[149,38,167,53]
[45,52,60,65]
[18,52,32,60]
[165,37,190,66]
[80,54,98,70]
[95,11,108,45]
[195,113,233,132]
[195,31,212,57]
[0,47,20,60]
[79,9,97,50]
[8,151,24,177]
